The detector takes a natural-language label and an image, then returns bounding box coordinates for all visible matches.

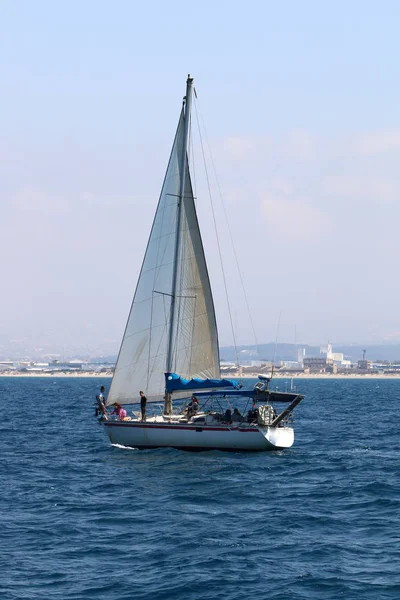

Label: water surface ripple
[1,377,399,599]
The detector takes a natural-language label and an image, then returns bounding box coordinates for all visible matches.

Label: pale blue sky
[1,0,400,356]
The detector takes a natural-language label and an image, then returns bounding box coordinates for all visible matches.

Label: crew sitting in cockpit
[185,395,199,418]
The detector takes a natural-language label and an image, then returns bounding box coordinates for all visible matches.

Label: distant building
[357,360,370,370]
[280,360,303,371]
[48,359,83,370]
[341,360,352,369]
[320,343,332,357]
[297,348,305,367]
[319,342,351,369]
[304,357,328,372]
[249,360,262,368]
[366,361,400,372]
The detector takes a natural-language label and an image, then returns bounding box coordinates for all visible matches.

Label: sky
[1,0,400,357]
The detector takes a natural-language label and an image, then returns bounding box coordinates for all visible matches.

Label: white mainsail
[107,105,220,405]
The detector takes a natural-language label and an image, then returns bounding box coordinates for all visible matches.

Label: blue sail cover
[165,372,239,394]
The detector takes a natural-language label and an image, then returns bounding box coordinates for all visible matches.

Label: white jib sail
[107,110,220,405]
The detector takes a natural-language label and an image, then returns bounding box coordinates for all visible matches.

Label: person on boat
[185,395,199,418]
[95,386,107,418]
[222,409,232,424]
[231,408,242,422]
[140,391,147,422]
[111,402,127,420]
[247,407,258,423]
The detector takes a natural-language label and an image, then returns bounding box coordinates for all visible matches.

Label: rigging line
[271,310,283,380]
[147,295,170,384]
[188,295,197,374]
[150,185,186,378]
[179,296,195,374]
[194,97,260,358]
[171,177,191,373]
[148,197,170,385]
[146,293,155,390]
[173,208,187,374]
[176,131,195,366]
[180,255,197,374]
[193,98,240,369]
[147,211,177,386]
[151,118,185,316]
[180,199,199,375]
[189,111,197,205]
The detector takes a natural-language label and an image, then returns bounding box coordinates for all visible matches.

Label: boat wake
[111,443,138,451]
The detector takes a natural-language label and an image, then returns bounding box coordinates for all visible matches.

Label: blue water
[1,377,399,600]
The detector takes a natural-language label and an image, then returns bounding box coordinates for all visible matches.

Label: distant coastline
[0,371,114,377]
[1,371,400,380]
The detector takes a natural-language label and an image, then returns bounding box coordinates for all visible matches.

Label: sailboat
[103,76,304,451]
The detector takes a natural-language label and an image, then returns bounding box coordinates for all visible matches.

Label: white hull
[103,420,294,451]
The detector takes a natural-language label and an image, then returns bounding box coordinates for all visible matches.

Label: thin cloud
[220,130,318,162]
[320,175,400,205]
[353,130,400,155]
[262,195,331,240]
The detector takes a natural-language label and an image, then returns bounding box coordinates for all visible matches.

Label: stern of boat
[258,425,295,449]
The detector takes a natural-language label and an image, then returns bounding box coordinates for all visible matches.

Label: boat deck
[110,411,259,429]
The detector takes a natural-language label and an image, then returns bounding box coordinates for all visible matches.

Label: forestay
[107,109,219,405]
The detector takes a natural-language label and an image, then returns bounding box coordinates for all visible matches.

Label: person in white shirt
[95,386,107,418]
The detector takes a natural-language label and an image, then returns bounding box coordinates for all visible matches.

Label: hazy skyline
[1,0,400,356]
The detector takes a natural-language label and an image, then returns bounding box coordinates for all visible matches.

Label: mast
[166,74,194,374]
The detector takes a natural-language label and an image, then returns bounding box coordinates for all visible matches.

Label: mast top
[183,75,193,107]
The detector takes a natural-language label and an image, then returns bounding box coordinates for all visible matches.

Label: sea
[1,376,399,600]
